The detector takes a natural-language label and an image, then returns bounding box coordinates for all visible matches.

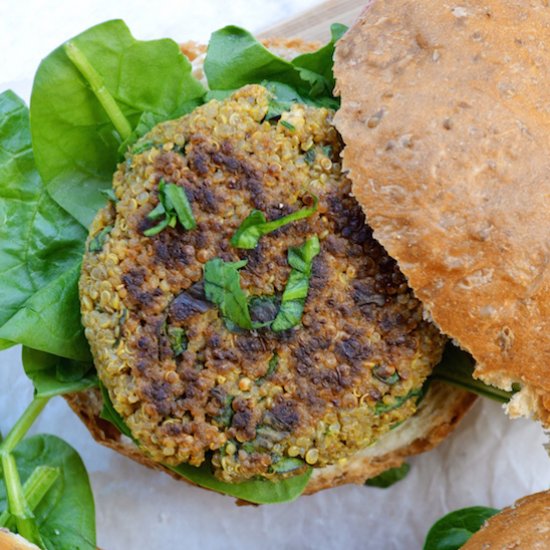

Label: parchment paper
[1,2,549,549]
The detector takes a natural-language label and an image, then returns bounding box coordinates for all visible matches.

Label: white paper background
[1,2,549,549]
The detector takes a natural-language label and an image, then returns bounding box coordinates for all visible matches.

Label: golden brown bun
[334,0,550,425]
[65,382,475,497]
[66,35,475,500]
[0,529,40,550]
[462,490,550,549]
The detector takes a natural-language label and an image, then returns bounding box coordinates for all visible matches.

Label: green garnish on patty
[231,196,318,249]
[144,179,196,236]
[272,236,320,332]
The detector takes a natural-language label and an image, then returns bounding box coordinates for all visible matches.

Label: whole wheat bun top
[462,490,550,549]
[334,0,550,425]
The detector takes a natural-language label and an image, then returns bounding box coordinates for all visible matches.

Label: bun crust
[462,490,550,549]
[0,529,41,550]
[65,382,475,497]
[334,0,550,425]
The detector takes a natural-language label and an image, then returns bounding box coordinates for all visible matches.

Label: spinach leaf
[423,506,500,550]
[374,388,423,415]
[30,19,205,227]
[204,25,346,109]
[272,236,320,331]
[204,259,253,330]
[291,23,348,99]
[98,382,134,440]
[204,26,302,91]
[22,347,97,399]
[365,463,410,488]
[0,435,96,550]
[168,462,312,505]
[231,196,318,249]
[0,91,88,358]
[431,344,515,403]
[0,263,91,362]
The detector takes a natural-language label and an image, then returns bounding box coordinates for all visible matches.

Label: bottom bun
[64,381,475,499]
[462,490,550,549]
[0,529,41,550]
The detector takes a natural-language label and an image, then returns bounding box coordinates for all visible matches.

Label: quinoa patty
[80,85,445,483]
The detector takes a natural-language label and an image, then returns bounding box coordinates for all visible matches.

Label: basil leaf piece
[365,463,410,488]
[144,179,196,236]
[231,197,318,249]
[431,343,515,403]
[423,506,500,550]
[204,258,253,329]
[272,236,320,332]
[30,19,205,227]
[0,435,96,550]
[0,91,88,357]
[169,462,312,505]
[22,347,97,399]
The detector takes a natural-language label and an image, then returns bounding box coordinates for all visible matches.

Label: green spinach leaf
[168,462,312,505]
[272,236,320,331]
[0,91,88,358]
[30,19,205,227]
[291,23,348,98]
[365,463,410,488]
[0,435,96,550]
[0,263,91,362]
[22,347,97,398]
[231,197,318,249]
[431,344,515,403]
[423,506,500,550]
[204,258,253,329]
[98,382,134,440]
[204,25,345,108]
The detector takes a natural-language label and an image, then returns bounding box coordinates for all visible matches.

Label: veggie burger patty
[80,85,445,483]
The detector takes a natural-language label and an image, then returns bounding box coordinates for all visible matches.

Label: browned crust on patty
[64,381,476,498]
[462,490,550,549]
[334,0,550,425]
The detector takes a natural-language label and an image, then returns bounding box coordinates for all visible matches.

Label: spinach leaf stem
[64,41,132,140]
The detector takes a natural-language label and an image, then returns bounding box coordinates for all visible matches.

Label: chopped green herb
[100,188,118,203]
[304,148,316,164]
[280,120,295,131]
[365,463,410,488]
[373,365,400,385]
[213,395,235,427]
[231,196,318,249]
[167,327,187,357]
[88,225,113,253]
[272,236,320,332]
[144,179,196,237]
[256,353,279,385]
[270,457,306,474]
[321,145,332,157]
[204,258,253,329]
[374,388,423,415]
